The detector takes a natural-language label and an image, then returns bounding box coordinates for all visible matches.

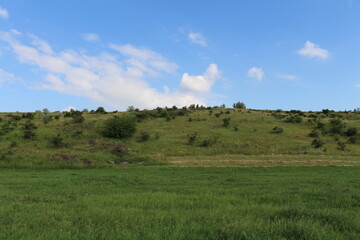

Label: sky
[0,0,360,112]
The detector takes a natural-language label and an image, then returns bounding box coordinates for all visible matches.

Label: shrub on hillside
[187,132,197,145]
[102,116,136,139]
[345,127,358,137]
[138,131,150,142]
[311,138,324,148]
[337,141,347,151]
[329,118,345,135]
[308,129,319,138]
[223,117,231,128]
[71,112,85,124]
[22,121,37,139]
[285,115,302,123]
[271,126,284,134]
[49,134,65,148]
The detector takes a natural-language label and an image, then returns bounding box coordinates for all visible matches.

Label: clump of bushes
[71,111,85,123]
[200,136,218,147]
[223,117,231,128]
[22,121,37,139]
[308,129,319,138]
[271,126,284,134]
[187,132,197,145]
[138,131,150,142]
[285,114,302,123]
[337,141,347,151]
[311,138,324,148]
[102,115,136,139]
[49,134,65,148]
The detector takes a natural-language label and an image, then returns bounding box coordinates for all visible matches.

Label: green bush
[223,117,231,128]
[345,127,357,137]
[308,129,319,138]
[271,126,284,134]
[49,134,65,148]
[311,138,324,148]
[102,116,136,139]
[138,131,150,142]
[337,141,347,151]
[187,132,197,145]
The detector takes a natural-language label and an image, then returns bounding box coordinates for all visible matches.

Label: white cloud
[180,63,220,92]
[83,33,100,42]
[297,41,329,60]
[355,83,360,88]
[0,7,9,19]
[247,67,264,81]
[0,30,218,109]
[278,74,298,80]
[0,68,15,84]
[28,34,54,55]
[188,32,208,47]
[109,43,178,75]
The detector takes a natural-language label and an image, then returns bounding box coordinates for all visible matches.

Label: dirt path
[169,159,360,167]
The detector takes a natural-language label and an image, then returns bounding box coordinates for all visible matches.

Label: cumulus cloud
[188,32,208,47]
[0,7,9,19]
[247,67,264,81]
[297,41,329,60]
[83,33,100,42]
[0,30,219,109]
[180,63,220,92]
[278,74,298,80]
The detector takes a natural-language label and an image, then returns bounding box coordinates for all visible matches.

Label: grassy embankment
[1,108,360,168]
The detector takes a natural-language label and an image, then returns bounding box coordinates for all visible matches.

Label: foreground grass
[1,167,360,239]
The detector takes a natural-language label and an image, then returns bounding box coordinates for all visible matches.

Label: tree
[233,101,246,109]
[95,107,106,114]
[102,116,136,139]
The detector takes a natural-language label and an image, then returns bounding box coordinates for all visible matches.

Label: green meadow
[1,167,360,240]
[1,107,360,239]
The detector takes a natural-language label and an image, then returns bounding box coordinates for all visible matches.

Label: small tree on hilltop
[233,101,246,109]
[95,107,107,114]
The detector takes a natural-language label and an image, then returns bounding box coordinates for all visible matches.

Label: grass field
[1,167,360,239]
[1,108,360,239]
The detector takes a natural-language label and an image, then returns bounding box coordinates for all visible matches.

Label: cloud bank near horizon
[0,30,221,110]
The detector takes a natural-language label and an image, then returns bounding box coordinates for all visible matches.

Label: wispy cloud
[247,67,264,81]
[188,32,208,47]
[0,30,220,109]
[297,41,329,60]
[83,33,100,42]
[278,74,298,80]
[0,7,9,19]
[109,43,178,75]
[0,68,16,85]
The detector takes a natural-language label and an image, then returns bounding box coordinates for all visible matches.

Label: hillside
[1,107,360,168]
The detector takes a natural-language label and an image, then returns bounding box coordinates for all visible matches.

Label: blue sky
[0,0,360,112]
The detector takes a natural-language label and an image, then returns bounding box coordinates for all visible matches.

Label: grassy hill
[1,107,360,168]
